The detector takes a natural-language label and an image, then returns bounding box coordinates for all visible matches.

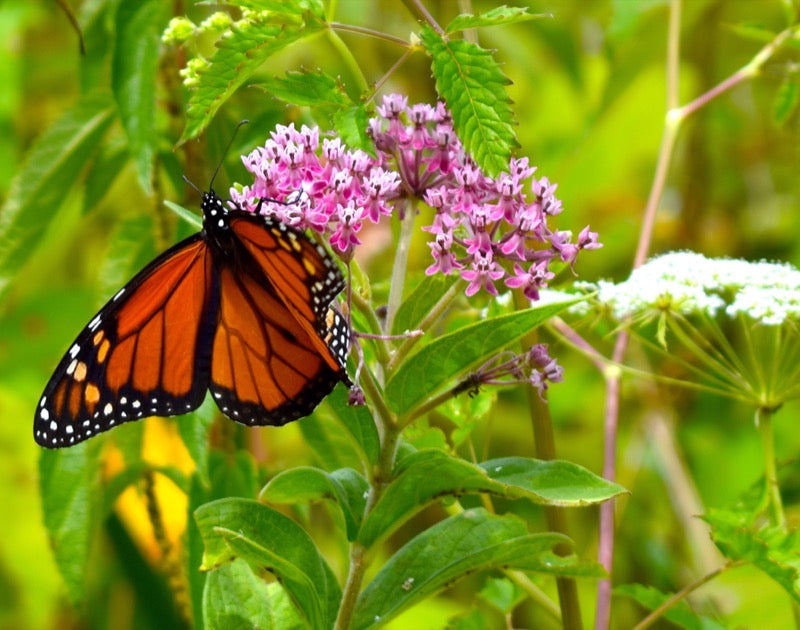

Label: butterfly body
[35,189,349,448]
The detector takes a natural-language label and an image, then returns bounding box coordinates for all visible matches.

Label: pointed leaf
[352,509,568,629]
[420,26,516,176]
[0,95,114,296]
[391,273,458,335]
[112,0,166,193]
[705,508,800,604]
[385,296,579,415]
[203,559,305,630]
[181,11,325,143]
[194,498,341,629]
[255,70,351,107]
[326,382,379,467]
[773,77,799,126]
[260,466,368,540]
[359,450,625,547]
[39,439,103,603]
[446,6,550,33]
[615,584,728,630]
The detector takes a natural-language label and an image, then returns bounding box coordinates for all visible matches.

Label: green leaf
[260,466,368,540]
[705,508,800,604]
[420,26,516,177]
[39,439,103,603]
[181,10,325,143]
[203,558,305,630]
[614,583,728,630]
[391,273,458,335]
[385,296,579,415]
[479,577,525,614]
[177,395,216,486]
[773,77,799,126]
[225,0,324,16]
[480,457,628,506]
[331,104,372,152]
[98,213,158,304]
[445,6,549,33]
[352,509,568,629]
[299,408,364,471]
[195,498,341,630]
[326,382,380,467]
[358,450,626,547]
[164,199,203,229]
[255,70,350,107]
[82,138,129,213]
[112,0,166,193]
[0,94,114,297]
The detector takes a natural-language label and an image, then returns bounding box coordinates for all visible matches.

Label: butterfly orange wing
[208,213,349,426]
[35,236,217,447]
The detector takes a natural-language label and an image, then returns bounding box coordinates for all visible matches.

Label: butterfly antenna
[182,174,202,194]
[209,119,250,191]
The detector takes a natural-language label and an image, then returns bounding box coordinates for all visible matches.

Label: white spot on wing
[49,420,57,431]
[103,403,113,415]
[40,408,49,421]
[69,344,80,359]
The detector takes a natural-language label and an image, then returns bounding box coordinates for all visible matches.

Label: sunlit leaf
[358,449,626,547]
[203,559,305,630]
[195,498,340,629]
[39,439,103,603]
[260,466,368,540]
[385,296,579,416]
[351,509,569,629]
[446,6,549,33]
[0,94,114,298]
[420,26,516,176]
[112,0,167,193]
[391,273,458,335]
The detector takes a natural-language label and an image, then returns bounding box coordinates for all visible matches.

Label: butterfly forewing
[35,236,217,447]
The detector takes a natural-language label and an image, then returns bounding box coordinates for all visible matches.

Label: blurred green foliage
[1,0,799,629]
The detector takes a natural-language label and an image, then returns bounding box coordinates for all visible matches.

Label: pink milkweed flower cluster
[230,123,401,261]
[232,94,601,298]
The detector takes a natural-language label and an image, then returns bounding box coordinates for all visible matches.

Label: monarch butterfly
[34,182,350,448]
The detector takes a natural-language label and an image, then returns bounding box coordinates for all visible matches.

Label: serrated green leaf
[773,77,799,126]
[385,296,579,416]
[82,138,129,214]
[195,498,341,630]
[331,105,372,153]
[614,583,728,630]
[181,11,325,143]
[225,0,324,17]
[0,94,114,297]
[358,450,626,547]
[391,273,458,335]
[420,26,516,176]
[325,382,379,467]
[203,559,305,630]
[112,0,166,193]
[260,466,368,540]
[255,70,351,107]
[705,508,800,604]
[351,509,568,629]
[446,6,549,33]
[39,439,103,603]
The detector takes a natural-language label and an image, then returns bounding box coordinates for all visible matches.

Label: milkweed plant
[18,1,800,629]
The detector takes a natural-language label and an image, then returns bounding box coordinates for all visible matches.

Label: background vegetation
[0,0,799,628]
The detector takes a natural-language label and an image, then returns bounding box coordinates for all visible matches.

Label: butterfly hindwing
[35,236,217,447]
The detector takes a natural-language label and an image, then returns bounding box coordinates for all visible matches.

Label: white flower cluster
[579,251,800,326]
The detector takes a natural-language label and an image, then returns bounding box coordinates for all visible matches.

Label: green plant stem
[388,277,463,372]
[333,408,401,630]
[350,289,393,366]
[385,202,417,333]
[513,294,582,629]
[632,561,740,630]
[756,406,786,528]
